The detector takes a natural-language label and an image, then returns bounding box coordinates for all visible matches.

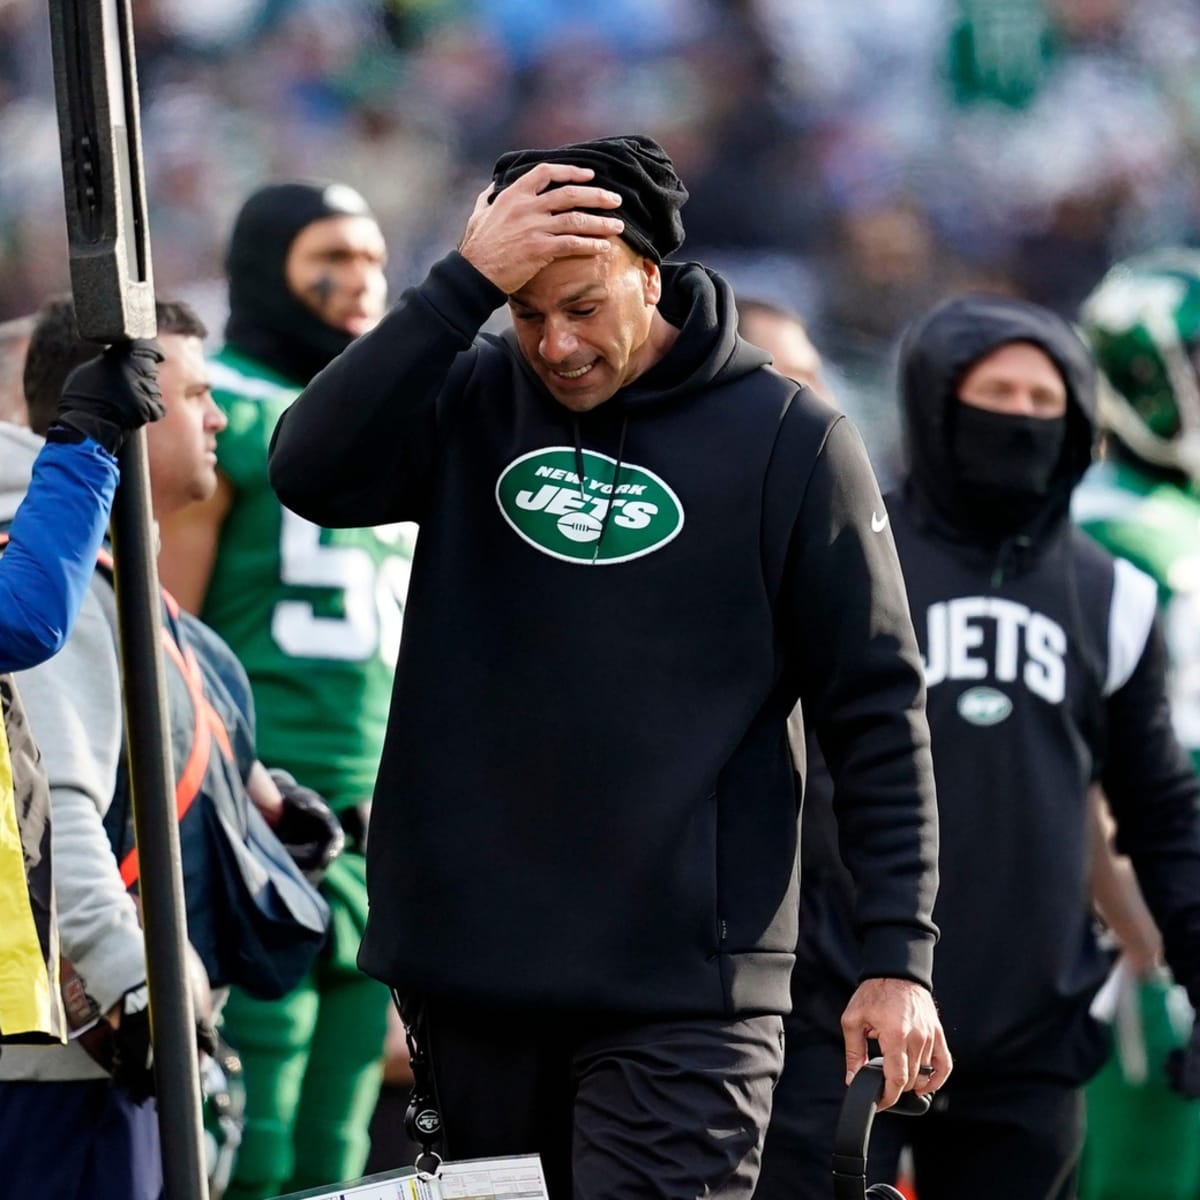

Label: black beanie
[224,181,376,386]
[489,134,688,263]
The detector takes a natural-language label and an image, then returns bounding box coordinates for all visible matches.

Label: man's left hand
[840,977,952,1110]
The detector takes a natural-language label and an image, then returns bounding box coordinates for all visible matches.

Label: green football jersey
[1074,459,1200,768]
[204,347,414,810]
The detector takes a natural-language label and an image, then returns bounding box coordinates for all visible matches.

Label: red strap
[94,546,181,618]
[118,633,233,887]
[93,550,235,886]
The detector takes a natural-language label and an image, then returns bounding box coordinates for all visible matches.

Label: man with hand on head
[269,135,949,1200]
[155,182,407,1200]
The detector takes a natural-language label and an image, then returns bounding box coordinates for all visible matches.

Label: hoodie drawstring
[572,414,630,563]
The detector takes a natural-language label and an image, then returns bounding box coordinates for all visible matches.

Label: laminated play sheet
[271,1153,549,1200]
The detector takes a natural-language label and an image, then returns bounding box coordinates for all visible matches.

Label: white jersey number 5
[272,510,411,666]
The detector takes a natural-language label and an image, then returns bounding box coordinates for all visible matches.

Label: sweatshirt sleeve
[269,251,506,528]
[783,416,940,989]
[0,438,118,673]
[13,578,145,1013]
[1102,612,1200,1009]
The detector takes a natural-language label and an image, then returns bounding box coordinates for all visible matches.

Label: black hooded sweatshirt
[794,295,1200,1082]
[268,250,940,1018]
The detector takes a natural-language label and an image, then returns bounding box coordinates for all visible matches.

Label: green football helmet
[1081,248,1200,483]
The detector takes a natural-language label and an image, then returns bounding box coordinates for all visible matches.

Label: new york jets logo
[413,1109,441,1136]
[956,686,1013,726]
[496,447,684,565]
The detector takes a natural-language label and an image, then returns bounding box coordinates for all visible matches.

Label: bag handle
[833,1058,930,1200]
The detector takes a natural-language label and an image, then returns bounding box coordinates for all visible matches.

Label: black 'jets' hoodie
[808,294,1200,1083]
[268,250,941,1018]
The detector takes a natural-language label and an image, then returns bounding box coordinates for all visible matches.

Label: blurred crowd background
[3,0,1200,459]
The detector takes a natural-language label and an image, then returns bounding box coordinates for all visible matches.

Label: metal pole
[110,433,209,1200]
[48,1,207,1195]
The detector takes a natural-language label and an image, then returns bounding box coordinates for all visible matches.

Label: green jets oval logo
[496,447,684,565]
[956,686,1013,726]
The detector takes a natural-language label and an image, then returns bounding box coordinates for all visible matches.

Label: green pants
[221,852,390,1200]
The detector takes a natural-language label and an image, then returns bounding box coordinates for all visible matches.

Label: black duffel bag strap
[833,1057,930,1200]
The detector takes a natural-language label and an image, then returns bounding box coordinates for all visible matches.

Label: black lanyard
[396,990,445,1176]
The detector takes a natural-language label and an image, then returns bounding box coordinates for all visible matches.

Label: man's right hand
[54,338,165,455]
[458,162,625,295]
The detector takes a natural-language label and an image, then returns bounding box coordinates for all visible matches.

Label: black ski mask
[224,182,378,386]
[951,405,1067,536]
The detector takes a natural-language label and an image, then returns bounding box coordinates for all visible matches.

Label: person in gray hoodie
[0,300,226,1200]
[0,297,342,1200]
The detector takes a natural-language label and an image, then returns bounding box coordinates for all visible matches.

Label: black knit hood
[224,181,376,387]
[899,294,1097,544]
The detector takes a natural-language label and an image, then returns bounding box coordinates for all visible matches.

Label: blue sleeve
[0,438,118,672]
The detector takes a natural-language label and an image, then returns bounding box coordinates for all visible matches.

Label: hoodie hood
[899,293,1097,543]
[500,260,770,417]
[0,422,42,521]
[224,182,376,387]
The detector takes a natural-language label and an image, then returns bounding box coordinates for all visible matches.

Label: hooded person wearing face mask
[155,182,413,1200]
[756,294,1200,1200]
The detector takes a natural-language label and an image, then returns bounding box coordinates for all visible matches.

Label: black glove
[1166,1020,1200,1099]
[269,768,345,882]
[50,339,165,455]
[109,984,155,1103]
[109,981,221,1103]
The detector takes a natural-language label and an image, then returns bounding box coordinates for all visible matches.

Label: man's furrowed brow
[509,285,605,312]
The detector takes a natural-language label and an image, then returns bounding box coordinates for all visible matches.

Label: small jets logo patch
[956,686,1013,726]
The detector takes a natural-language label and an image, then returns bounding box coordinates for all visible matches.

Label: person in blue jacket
[0,337,163,1047]
[0,339,164,671]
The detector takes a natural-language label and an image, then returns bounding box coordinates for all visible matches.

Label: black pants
[755,1038,847,1200]
[756,1037,1086,1200]
[869,1075,1085,1200]
[409,1000,784,1200]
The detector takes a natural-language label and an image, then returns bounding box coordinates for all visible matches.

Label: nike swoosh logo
[871,511,889,533]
